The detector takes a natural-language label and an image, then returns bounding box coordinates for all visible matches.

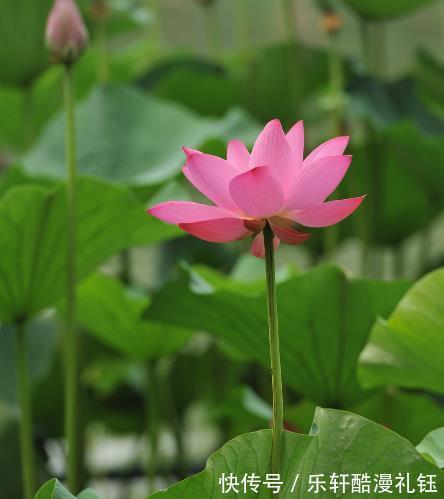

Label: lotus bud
[45,0,89,65]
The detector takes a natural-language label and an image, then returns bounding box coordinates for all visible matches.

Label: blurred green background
[1,0,444,498]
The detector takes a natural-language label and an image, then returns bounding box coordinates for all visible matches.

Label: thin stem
[263,222,283,476]
[15,322,36,499]
[63,64,80,493]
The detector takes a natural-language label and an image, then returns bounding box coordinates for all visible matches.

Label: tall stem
[263,222,283,476]
[15,322,36,499]
[63,64,80,493]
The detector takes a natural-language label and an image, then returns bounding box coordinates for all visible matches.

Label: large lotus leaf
[146,264,409,406]
[23,85,259,185]
[0,177,179,324]
[0,0,53,86]
[359,268,444,394]
[149,407,444,498]
[343,0,437,21]
[76,272,192,360]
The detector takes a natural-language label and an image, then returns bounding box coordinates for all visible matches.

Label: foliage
[1,0,444,497]
[149,408,444,498]
[0,177,179,324]
[76,272,192,359]
[147,264,409,406]
[359,268,444,394]
[23,85,260,186]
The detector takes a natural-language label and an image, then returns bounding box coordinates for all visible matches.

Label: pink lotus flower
[148,120,365,258]
[45,0,88,64]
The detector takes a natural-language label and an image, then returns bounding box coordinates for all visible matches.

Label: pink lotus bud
[45,0,89,65]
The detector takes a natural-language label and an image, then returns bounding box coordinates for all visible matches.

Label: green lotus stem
[15,321,36,499]
[263,222,283,477]
[63,64,80,493]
